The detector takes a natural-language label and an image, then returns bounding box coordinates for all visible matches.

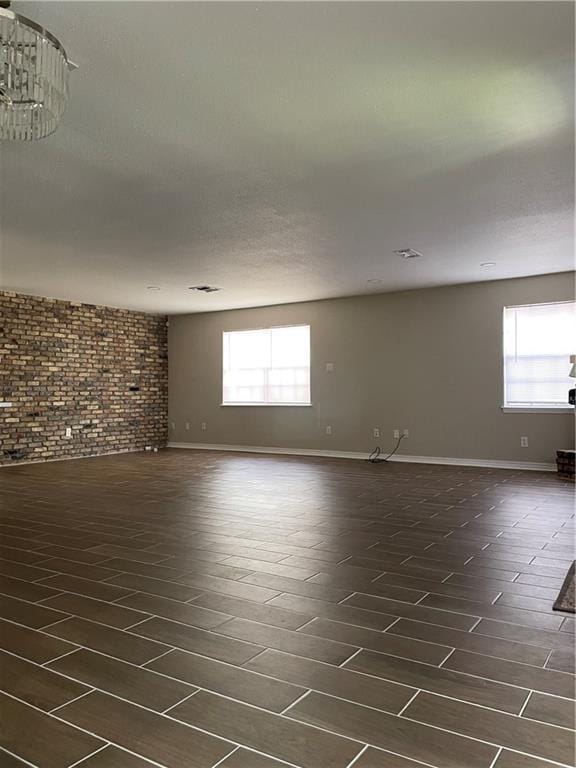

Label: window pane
[271,326,310,367]
[223,325,311,405]
[227,329,271,369]
[503,302,575,406]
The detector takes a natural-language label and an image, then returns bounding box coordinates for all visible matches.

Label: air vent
[394,248,422,259]
[188,285,221,293]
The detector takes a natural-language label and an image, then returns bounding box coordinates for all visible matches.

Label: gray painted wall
[168,273,575,464]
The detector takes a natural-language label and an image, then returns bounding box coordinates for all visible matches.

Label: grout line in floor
[279,689,311,715]
[343,743,370,768]
[41,648,81,667]
[338,647,363,668]
[208,746,240,768]
[487,746,503,768]
[6,625,572,764]
[122,616,155,632]
[293,616,318,632]
[399,708,574,768]
[0,745,39,768]
[38,617,73,632]
[162,687,202,714]
[438,647,457,668]
[139,648,174,667]
[50,688,95,715]
[467,616,483,632]
[0,546,572,767]
[518,690,536,720]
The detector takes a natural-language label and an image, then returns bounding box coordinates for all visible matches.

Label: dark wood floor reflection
[0,449,574,768]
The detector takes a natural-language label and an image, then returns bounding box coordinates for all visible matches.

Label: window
[503,301,576,408]
[223,325,311,405]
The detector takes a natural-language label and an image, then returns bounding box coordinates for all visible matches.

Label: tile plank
[48,648,195,712]
[118,591,231,630]
[345,649,528,713]
[0,618,78,664]
[57,690,234,768]
[44,617,171,665]
[171,690,362,768]
[387,618,550,667]
[218,617,358,665]
[343,593,479,631]
[0,649,89,711]
[300,617,450,665]
[287,691,497,768]
[522,692,576,730]
[148,648,305,713]
[405,691,575,766]
[41,592,150,630]
[246,648,416,713]
[130,616,264,665]
[0,691,104,768]
[445,649,575,699]
[190,591,309,630]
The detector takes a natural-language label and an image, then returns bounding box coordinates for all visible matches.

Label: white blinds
[503,302,576,406]
[223,325,311,405]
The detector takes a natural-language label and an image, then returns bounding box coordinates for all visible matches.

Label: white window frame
[502,300,575,414]
[221,324,312,407]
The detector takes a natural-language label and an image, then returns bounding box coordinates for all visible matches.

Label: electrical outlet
[393,429,400,439]
[325,362,334,372]
[373,428,380,439]
[325,425,333,436]
[520,436,529,448]
[185,422,190,431]
[403,429,410,438]
[201,422,207,431]
[65,427,72,438]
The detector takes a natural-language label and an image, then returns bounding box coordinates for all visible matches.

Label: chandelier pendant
[0,4,72,140]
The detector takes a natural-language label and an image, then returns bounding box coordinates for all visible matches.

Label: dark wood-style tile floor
[0,449,574,768]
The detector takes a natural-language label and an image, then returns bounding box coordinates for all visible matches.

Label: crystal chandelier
[0,3,71,140]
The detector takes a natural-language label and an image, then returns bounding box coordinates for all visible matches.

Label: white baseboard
[167,442,556,472]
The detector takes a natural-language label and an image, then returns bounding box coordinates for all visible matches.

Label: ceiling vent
[394,248,422,259]
[188,285,221,293]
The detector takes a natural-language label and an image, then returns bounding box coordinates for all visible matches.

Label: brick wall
[0,291,168,465]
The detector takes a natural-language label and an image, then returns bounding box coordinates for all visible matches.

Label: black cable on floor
[367,434,405,463]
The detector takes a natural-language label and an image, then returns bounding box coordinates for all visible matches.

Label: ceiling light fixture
[394,248,422,259]
[188,285,221,293]
[0,1,73,140]
[146,286,161,291]
[480,262,497,267]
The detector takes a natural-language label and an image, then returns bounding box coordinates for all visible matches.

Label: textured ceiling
[0,1,573,313]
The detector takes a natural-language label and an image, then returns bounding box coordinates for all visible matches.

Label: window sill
[501,406,574,414]
[221,402,312,407]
